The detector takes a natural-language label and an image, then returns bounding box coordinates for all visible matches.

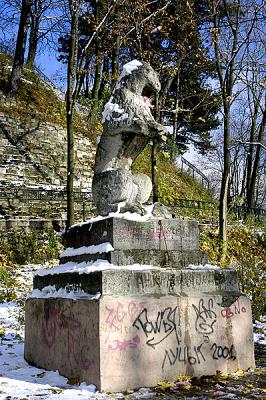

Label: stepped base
[25,269,255,392]
[25,218,255,391]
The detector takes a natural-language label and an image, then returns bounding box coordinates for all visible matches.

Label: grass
[0,52,98,144]
[133,146,214,204]
[200,225,266,319]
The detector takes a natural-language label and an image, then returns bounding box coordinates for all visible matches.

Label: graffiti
[132,306,180,348]
[118,225,183,242]
[192,299,217,335]
[136,273,153,291]
[135,272,179,293]
[41,306,91,370]
[105,302,126,331]
[211,343,236,360]
[42,308,60,348]
[162,343,206,369]
[108,335,140,351]
[42,307,80,348]
[221,299,247,319]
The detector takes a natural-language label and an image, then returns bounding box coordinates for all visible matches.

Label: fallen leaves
[49,388,63,394]
[156,375,195,393]
[67,376,80,385]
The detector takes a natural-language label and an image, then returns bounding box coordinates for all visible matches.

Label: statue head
[116,60,161,97]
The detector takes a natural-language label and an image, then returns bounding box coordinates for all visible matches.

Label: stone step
[59,249,207,269]
[33,268,239,297]
[66,217,200,252]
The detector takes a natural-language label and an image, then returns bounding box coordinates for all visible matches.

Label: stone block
[33,268,239,297]
[59,249,207,269]
[66,217,200,252]
[25,290,255,392]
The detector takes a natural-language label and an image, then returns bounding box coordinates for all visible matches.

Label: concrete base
[25,271,255,392]
[25,218,255,391]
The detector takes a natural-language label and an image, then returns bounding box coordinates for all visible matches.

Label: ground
[0,264,265,400]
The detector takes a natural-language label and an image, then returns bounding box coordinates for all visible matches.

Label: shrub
[0,229,62,265]
[200,226,266,320]
[0,253,17,302]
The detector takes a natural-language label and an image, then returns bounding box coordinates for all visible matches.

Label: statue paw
[120,202,147,216]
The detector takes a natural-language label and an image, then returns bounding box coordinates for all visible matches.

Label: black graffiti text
[132,306,180,348]
[162,343,206,369]
[211,343,236,360]
[192,298,217,335]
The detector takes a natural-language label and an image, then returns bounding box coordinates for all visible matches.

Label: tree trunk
[247,99,266,211]
[170,69,180,161]
[99,56,110,100]
[26,12,40,68]
[219,102,231,253]
[9,0,31,96]
[91,0,102,117]
[91,40,102,116]
[66,0,80,230]
[112,34,120,85]
[245,99,260,205]
[152,93,160,203]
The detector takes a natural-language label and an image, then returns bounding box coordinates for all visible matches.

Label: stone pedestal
[25,269,255,392]
[24,218,255,392]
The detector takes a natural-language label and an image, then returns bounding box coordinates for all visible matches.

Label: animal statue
[92,60,168,216]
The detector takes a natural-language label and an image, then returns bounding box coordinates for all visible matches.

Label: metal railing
[166,198,215,209]
[0,186,92,202]
[0,185,265,224]
[180,156,211,190]
[230,204,266,222]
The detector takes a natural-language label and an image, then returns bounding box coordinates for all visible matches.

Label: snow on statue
[92,60,168,216]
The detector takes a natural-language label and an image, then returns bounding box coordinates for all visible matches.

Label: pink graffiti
[221,300,247,319]
[105,301,150,331]
[41,306,91,370]
[105,302,126,330]
[127,301,147,322]
[108,335,140,351]
[42,307,81,347]
[42,308,61,348]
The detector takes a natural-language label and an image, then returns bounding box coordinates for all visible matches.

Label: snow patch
[119,59,142,80]
[70,206,156,230]
[30,285,101,300]
[254,316,266,345]
[59,242,114,258]
[34,259,161,277]
[186,263,221,270]
[102,101,128,123]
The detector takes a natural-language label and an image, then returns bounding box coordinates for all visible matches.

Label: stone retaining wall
[0,110,96,221]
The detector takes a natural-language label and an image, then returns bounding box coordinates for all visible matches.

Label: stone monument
[92,59,168,216]
[24,60,255,392]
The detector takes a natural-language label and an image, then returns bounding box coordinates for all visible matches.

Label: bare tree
[9,0,32,96]
[65,0,118,229]
[210,0,262,254]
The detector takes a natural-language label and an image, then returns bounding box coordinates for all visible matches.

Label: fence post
[83,201,86,222]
